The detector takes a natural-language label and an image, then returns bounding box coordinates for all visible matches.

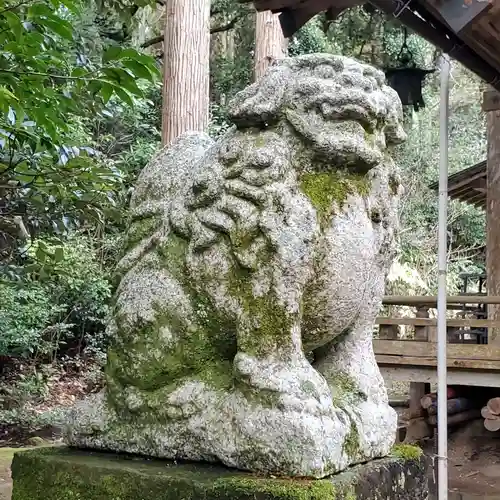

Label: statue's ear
[228,64,289,128]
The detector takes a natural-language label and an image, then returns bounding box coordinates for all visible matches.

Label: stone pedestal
[12,446,430,500]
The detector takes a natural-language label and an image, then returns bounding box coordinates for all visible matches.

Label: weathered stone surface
[65,53,406,478]
[12,446,430,500]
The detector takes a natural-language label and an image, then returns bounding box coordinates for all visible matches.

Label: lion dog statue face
[66,54,406,480]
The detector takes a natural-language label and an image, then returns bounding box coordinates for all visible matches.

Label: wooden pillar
[483,89,500,345]
[405,306,432,443]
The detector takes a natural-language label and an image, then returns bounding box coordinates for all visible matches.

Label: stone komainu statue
[66,54,406,479]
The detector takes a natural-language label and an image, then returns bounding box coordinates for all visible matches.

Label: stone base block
[11,446,430,500]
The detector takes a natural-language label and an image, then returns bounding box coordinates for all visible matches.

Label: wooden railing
[375,295,500,441]
[375,295,500,373]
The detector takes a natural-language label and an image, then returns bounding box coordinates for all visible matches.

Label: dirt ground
[437,419,500,499]
[0,448,15,500]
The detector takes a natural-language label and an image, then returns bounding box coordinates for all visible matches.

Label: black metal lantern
[384,28,435,111]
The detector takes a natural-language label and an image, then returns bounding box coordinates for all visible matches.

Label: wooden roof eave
[429,160,486,211]
[246,0,500,92]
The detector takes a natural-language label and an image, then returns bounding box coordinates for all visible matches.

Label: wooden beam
[482,89,500,112]
[376,354,500,371]
[380,366,500,388]
[376,317,500,328]
[426,0,491,34]
[485,95,500,345]
[373,339,500,360]
[406,306,431,443]
[382,295,500,306]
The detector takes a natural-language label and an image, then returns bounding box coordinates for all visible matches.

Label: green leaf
[4,11,23,40]
[99,82,114,104]
[71,67,87,78]
[113,87,134,107]
[36,246,47,263]
[38,16,73,41]
[28,3,54,18]
[122,59,153,82]
[87,80,103,96]
[101,67,142,96]
[54,247,64,262]
[103,46,122,63]
[120,48,156,67]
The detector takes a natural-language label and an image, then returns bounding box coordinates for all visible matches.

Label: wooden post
[483,89,500,345]
[379,322,399,340]
[405,306,432,443]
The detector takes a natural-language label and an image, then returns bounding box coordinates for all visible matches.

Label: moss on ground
[391,444,423,460]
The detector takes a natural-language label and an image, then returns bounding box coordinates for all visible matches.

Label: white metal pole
[437,53,451,500]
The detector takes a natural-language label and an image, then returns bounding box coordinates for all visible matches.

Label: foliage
[391,62,486,292]
[0,0,160,263]
[0,233,112,359]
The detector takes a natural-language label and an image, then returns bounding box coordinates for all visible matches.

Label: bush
[0,233,113,360]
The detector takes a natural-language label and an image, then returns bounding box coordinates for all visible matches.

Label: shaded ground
[388,381,500,498]
[437,419,500,499]
[0,448,16,500]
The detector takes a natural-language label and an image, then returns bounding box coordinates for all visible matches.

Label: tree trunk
[162,0,210,146]
[254,10,287,81]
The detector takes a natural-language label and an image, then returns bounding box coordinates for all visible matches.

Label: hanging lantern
[384,28,435,111]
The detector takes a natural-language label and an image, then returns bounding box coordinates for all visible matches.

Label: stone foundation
[11,446,430,500]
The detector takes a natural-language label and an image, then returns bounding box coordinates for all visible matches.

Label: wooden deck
[374,295,500,440]
[375,339,500,387]
[375,295,500,387]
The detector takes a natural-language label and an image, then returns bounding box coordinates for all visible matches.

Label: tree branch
[141,35,163,49]
[210,16,240,34]
[0,68,93,81]
[141,15,242,48]
[0,0,32,15]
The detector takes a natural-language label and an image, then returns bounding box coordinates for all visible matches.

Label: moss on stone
[123,216,161,254]
[214,477,337,499]
[299,171,370,229]
[342,420,359,460]
[226,259,295,359]
[11,448,339,500]
[328,370,366,408]
[391,444,423,461]
[343,485,356,500]
[11,447,430,500]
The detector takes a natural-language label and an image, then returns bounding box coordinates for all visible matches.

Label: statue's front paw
[233,352,334,415]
